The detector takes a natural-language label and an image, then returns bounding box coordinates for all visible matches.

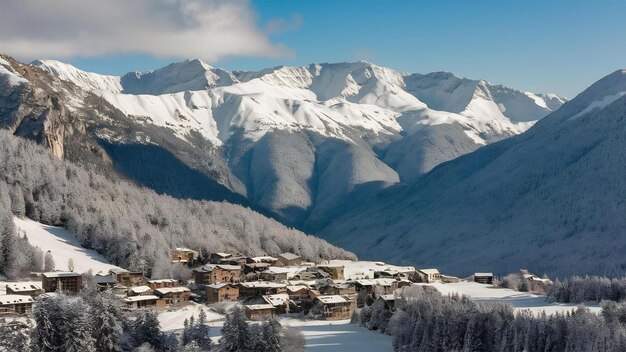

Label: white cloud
[0,0,293,61]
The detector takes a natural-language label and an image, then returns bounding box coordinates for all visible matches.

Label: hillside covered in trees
[0,130,354,278]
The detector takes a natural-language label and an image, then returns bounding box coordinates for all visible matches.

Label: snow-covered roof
[278,253,301,261]
[147,279,178,284]
[195,264,241,272]
[213,252,231,258]
[94,275,117,284]
[379,294,395,301]
[42,272,81,278]
[206,283,233,289]
[418,269,440,275]
[0,295,34,305]
[249,256,278,263]
[286,285,309,292]
[245,304,275,310]
[239,282,286,289]
[316,295,348,304]
[174,247,198,253]
[474,273,494,277]
[109,268,130,275]
[130,286,153,294]
[356,278,396,287]
[124,295,159,302]
[155,287,190,294]
[5,283,41,292]
[262,293,290,307]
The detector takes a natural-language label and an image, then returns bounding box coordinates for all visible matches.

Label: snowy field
[13,217,122,274]
[282,318,393,352]
[157,303,392,351]
[418,281,601,315]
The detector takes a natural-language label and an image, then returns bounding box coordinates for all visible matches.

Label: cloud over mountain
[0,0,292,61]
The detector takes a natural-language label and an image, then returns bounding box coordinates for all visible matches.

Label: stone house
[244,304,275,321]
[154,287,191,305]
[193,265,242,285]
[277,253,302,267]
[207,283,239,304]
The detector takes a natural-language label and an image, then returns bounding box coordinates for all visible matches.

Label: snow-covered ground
[281,318,393,352]
[418,281,601,315]
[13,217,122,274]
[157,304,392,351]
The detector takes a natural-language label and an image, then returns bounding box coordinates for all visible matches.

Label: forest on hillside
[0,130,354,278]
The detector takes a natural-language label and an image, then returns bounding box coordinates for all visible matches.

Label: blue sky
[5,0,626,97]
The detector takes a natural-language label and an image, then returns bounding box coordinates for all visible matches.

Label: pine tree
[262,316,283,352]
[219,306,250,352]
[89,295,123,352]
[44,251,55,271]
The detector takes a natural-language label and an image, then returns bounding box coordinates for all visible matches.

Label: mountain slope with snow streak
[322,69,626,277]
[28,58,565,228]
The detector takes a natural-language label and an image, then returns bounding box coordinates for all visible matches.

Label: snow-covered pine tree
[44,251,55,271]
[262,316,283,352]
[219,306,250,352]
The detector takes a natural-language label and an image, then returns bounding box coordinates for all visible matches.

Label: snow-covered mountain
[321,69,626,277]
[11,56,565,229]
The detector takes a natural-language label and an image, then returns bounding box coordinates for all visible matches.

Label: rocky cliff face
[0,56,85,159]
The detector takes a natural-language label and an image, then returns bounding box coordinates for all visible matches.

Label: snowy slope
[32,59,564,148]
[0,56,29,87]
[322,69,626,277]
[418,282,600,316]
[14,216,122,274]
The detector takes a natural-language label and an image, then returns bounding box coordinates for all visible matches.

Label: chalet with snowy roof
[314,295,353,320]
[238,281,287,297]
[247,256,278,265]
[244,304,275,321]
[243,262,271,275]
[171,247,199,266]
[206,283,239,304]
[221,255,247,266]
[42,272,82,293]
[154,287,191,305]
[262,293,296,314]
[123,295,165,309]
[209,252,232,264]
[355,278,396,295]
[193,264,242,285]
[5,283,43,297]
[128,285,154,297]
[473,273,494,285]
[324,283,357,297]
[286,285,310,299]
[417,269,441,283]
[259,267,293,282]
[317,265,345,280]
[109,268,146,287]
[94,274,117,290]
[277,252,302,267]
[147,279,179,290]
[292,269,326,281]
[0,295,34,315]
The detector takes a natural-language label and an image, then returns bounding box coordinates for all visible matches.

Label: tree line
[0,291,304,352]
[546,276,626,304]
[355,285,626,352]
[0,130,354,279]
